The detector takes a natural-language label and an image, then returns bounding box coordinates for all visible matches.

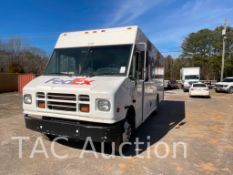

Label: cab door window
[129,50,144,80]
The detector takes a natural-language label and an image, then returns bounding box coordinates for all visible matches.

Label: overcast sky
[0,0,232,57]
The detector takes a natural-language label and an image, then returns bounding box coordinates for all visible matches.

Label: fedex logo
[45,78,94,85]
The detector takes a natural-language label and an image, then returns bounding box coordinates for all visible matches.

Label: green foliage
[164,25,233,80]
[182,29,215,58]
[180,26,233,80]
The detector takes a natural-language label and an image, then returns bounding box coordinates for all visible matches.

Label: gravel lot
[0,90,232,175]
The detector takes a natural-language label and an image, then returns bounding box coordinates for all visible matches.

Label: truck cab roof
[55,26,139,49]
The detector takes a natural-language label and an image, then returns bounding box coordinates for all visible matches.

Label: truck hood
[23,75,128,94]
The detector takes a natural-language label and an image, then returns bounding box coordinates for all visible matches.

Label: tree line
[0,37,48,74]
[164,25,233,80]
[1,25,233,79]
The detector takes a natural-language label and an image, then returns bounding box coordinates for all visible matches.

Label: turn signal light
[80,104,89,112]
[37,101,45,108]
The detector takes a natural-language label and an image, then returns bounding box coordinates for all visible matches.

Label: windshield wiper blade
[91,72,119,76]
[47,72,74,76]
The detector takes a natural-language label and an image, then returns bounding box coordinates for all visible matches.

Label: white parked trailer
[23,26,164,151]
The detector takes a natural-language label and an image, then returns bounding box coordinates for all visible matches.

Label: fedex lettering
[45,78,94,85]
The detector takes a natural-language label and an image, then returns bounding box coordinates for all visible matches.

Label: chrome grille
[47,93,76,101]
[36,92,90,112]
[47,101,76,111]
[79,95,90,101]
[37,92,45,98]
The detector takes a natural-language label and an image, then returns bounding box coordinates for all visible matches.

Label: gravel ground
[0,90,232,175]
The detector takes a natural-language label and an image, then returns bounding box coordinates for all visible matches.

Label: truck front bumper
[24,115,124,142]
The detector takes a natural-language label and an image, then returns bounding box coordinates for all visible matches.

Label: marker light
[37,101,45,108]
[80,104,89,112]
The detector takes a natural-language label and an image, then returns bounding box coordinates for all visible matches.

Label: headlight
[24,94,32,104]
[223,85,228,87]
[96,99,110,111]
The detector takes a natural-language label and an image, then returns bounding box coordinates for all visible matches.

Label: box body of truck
[23,26,164,146]
[180,67,200,92]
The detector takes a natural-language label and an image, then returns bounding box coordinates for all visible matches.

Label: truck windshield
[185,75,199,80]
[44,45,132,76]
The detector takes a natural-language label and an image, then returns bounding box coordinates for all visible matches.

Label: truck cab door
[129,49,145,127]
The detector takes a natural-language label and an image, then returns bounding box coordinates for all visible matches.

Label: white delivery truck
[180,67,200,92]
[23,26,164,151]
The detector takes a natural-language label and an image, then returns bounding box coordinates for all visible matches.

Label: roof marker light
[127,27,132,30]
[101,30,106,32]
[85,31,89,34]
[93,31,97,33]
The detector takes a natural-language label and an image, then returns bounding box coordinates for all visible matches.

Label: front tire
[41,133,56,141]
[114,113,135,153]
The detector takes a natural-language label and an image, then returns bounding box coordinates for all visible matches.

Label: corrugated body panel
[18,74,35,93]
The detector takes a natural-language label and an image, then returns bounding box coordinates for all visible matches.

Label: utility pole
[221,19,227,81]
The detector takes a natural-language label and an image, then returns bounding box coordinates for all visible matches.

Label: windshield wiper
[90,72,120,76]
[47,72,74,76]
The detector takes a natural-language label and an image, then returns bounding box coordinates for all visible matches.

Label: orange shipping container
[18,74,35,93]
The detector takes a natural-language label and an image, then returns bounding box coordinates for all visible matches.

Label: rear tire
[153,96,159,114]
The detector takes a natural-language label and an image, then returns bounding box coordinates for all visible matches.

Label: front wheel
[41,133,56,141]
[114,118,135,153]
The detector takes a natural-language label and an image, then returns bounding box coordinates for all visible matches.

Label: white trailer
[23,26,164,151]
[180,67,200,91]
